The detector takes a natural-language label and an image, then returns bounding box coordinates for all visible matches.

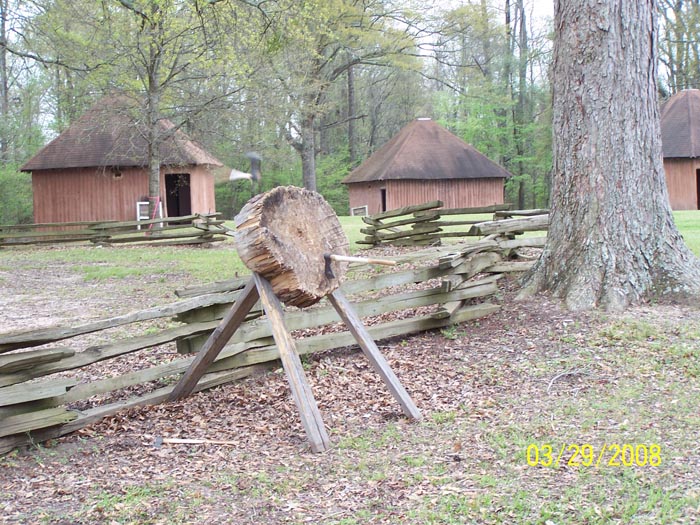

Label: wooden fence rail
[359,201,550,247]
[0,213,232,247]
[0,229,543,454]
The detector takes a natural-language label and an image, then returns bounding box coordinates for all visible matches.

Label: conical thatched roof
[660,89,700,159]
[342,118,511,184]
[21,95,223,171]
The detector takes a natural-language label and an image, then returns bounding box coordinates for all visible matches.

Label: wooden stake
[328,254,397,266]
[169,278,259,401]
[328,289,422,421]
[254,273,330,453]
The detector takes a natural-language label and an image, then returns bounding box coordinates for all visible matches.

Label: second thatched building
[342,118,512,215]
[660,89,700,210]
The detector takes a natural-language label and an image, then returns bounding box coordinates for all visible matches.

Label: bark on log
[233,186,350,307]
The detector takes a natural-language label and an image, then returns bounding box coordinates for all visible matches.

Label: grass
[341,211,700,254]
[321,314,699,524]
[1,211,700,524]
[337,215,366,252]
[0,211,696,285]
[674,210,700,255]
[0,241,248,285]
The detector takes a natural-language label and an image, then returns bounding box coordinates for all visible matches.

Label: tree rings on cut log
[233,186,350,308]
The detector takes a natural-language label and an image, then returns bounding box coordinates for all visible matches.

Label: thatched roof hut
[342,118,511,215]
[22,95,223,223]
[660,89,700,210]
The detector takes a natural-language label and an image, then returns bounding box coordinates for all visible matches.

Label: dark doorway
[165,174,192,217]
[380,188,387,212]
[697,169,700,210]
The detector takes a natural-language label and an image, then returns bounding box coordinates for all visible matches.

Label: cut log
[0,290,241,353]
[369,201,442,221]
[469,214,550,236]
[233,186,350,307]
[0,348,75,374]
[0,378,77,406]
[0,407,78,438]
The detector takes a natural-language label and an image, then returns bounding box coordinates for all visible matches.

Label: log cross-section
[233,186,350,308]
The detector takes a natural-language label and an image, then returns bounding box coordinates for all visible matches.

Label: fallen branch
[154,437,239,447]
[546,368,590,394]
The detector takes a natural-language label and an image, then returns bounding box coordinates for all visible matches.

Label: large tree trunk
[300,114,317,192]
[521,0,700,311]
[147,88,162,219]
[0,0,8,161]
[347,64,357,164]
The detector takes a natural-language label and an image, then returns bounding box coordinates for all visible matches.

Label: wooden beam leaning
[253,273,330,453]
[169,277,259,401]
[327,289,422,421]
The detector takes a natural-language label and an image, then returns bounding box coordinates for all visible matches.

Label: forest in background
[0,0,698,223]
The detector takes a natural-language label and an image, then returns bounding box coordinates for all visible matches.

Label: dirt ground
[1,246,699,524]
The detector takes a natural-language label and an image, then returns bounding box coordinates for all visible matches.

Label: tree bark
[347,64,357,164]
[521,0,700,311]
[0,0,8,161]
[146,1,163,219]
[300,114,317,192]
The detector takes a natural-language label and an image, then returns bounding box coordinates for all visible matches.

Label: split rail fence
[0,213,549,454]
[359,200,550,247]
[0,213,231,247]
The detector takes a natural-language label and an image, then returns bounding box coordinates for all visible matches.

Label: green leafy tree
[251,0,420,191]
[0,164,32,224]
[659,0,700,94]
[14,0,261,217]
[429,1,552,209]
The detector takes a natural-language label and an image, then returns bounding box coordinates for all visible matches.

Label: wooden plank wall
[388,179,505,210]
[663,158,700,210]
[347,179,505,215]
[347,181,385,215]
[32,166,218,223]
[33,167,148,223]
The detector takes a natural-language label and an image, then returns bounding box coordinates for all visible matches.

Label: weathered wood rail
[0,213,232,247]
[359,201,550,247]
[0,221,544,454]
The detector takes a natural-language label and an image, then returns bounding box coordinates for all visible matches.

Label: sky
[530,0,554,23]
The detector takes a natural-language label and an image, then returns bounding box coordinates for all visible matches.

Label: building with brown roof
[342,118,511,215]
[21,95,223,223]
[660,89,700,210]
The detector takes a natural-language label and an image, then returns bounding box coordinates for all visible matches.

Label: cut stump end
[233,186,350,308]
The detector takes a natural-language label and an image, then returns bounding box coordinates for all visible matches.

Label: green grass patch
[337,215,366,252]
[673,210,700,256]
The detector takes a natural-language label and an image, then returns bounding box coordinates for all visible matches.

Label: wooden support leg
[169,278,259,401]
[253,273,331,453]
[328,289,422,421]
